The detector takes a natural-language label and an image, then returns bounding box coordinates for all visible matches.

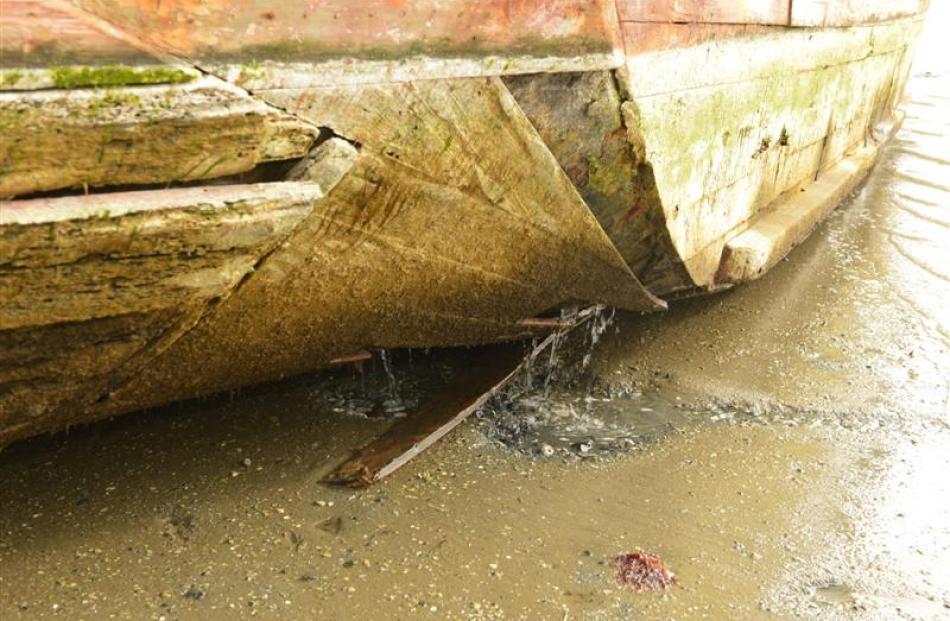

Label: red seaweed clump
[614,550,676,592]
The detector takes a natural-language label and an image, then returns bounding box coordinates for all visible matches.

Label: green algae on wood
[617,19,921,288]
[1,65,198,92]
[49,65,194,89]
[0,70,24,88]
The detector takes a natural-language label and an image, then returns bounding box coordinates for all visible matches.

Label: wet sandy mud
[2,13,949,621]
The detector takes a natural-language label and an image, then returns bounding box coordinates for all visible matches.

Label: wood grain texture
[0,76,318,198]
[0,182,322,329]
[259,78,662,315]
[80,77,662,432]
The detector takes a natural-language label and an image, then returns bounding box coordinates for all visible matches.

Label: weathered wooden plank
[0,1,195,91]
[324,342,526,487]
[616,0,790,25]
[0,137,356,440]
[790,0,928,27]
[71,77,662,430]
[0,310,183,431]
[0,63,197,92]
[505,71,691,295]
[327,351,373,366]
[621,21,774,55]
[615,0,927,29]
[0,76,318,198]
[0,174,349,440]
[717,115,901,284]
[618,19,920,287]
[0,182,324,330]
[259,78,662,315]
[69,0,624,88]
[620,20,908,97]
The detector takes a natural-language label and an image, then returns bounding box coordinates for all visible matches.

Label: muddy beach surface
[2,18,949,621]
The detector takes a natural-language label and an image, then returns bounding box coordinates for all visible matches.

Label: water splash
[379,349,400,400]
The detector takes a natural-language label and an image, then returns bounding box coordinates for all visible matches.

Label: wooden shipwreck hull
[0,0,928,445]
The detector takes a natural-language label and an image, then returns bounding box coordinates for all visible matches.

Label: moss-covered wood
[0,64,197,91]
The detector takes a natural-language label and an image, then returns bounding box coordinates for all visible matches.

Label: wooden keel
[716,115,903,284]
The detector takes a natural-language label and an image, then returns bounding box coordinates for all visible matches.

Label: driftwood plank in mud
[324,307,606,487]
[324,342,526,487]
[0,76,317,198]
